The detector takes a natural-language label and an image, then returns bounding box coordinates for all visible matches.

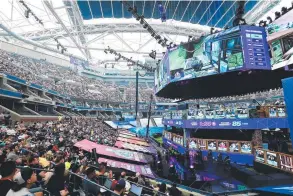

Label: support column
[183,128,191,148]
[282,77,293,147]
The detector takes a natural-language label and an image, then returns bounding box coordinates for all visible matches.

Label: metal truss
[63,0,91,59]
[14,22,208,42]
[244,0,280,24]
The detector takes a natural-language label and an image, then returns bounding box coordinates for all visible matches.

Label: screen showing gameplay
[255,149,265,163]
[240,142,252,154]
[229,142,240,152]
[189,139,198,149]
[267,151,278,167]
[218,141,228,151]
[208,140,217,151]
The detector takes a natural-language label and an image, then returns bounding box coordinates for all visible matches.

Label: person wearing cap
[0,161,17,196]
[6,167,42,196]
[112,179,126,196]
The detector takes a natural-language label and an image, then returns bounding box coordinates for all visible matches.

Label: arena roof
[0,0,282,70]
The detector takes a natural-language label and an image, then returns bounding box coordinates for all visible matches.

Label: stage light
[149,50,156,59]
[127,7,133,12]
[155,35,161,40]
[104,50,108,54]
[188,35,192,42]
[267,16,273,24]
[143,23,148,29]
[140,17,144,25]
[210,27,214,34]
[275,11,281,20]
[281,7,288,15]
[25,10,30,18]
[151,32,156,37]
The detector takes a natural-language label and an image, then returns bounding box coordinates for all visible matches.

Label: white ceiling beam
[112,31,135,52]
[44,1,87,58]
[137,37,154,52]
[85,31,110,46]
[16,23,207,41]
[44,43,160,55]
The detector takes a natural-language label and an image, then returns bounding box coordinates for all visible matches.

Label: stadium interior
[1,0,293,196]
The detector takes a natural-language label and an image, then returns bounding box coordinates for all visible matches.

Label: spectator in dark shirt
[83,167,100,195]
[0,161,17,196]
[169,183,181,196]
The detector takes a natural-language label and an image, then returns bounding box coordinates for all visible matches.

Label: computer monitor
[128,184,143,196]
[104,178,112,190]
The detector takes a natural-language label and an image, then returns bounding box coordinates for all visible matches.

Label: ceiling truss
[6,22,208,42]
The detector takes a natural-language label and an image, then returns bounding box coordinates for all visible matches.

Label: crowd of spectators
[0,50,155,103]
[0,117,182,196]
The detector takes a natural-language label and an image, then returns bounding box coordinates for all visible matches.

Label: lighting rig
[54,38,67,54]
[19,0,43,25]
[104,46,155,72]
[257,3,293,27]
[121,1,176,49]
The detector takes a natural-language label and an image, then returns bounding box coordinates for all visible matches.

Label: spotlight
[275,11,281,20]
[143,23,148,29]
[128,7,133,12]
[281,7,288,15]
[155,35,161,40]
[267,16,273,24]
[151,32,156,37]
[158,39,163,44]
[104,50,108,54]
[149,50,156,59]
[140,19,144,25]
[210,27,214,34]
[188,35,192,42]
[25,10,30,18]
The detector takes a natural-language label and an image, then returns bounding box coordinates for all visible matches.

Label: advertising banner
[115,141,157,154]
[118,134,145,141]
[98,158,155,178]
[163,118,288,129]
[117,137,150,147]
[74,139,147,163]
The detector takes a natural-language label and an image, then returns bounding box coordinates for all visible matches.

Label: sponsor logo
[191,122,198,126]
[219,122,231,126]
[232,121,242,127]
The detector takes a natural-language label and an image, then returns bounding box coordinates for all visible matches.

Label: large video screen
[156,26,271,94]
[267,21,293,70]
[168,30,245,82]
[155,52,169,92]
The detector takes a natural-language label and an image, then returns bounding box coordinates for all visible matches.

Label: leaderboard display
[187,138,252,154]
[241,25,271,69]
[255,148,293,172]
